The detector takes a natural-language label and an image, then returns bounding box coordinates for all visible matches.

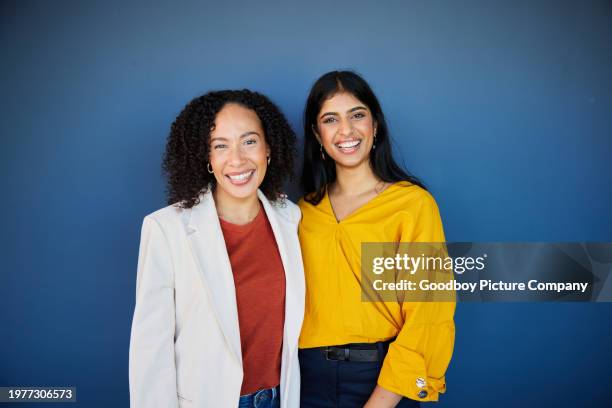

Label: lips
[335,139,361,154]
[225,170,255,185]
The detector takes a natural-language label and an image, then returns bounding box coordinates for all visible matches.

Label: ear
[311,124,322,144]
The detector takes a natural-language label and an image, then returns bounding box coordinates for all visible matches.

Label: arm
[374,299,455,403]
[364,385,403,408]
[368,193,456,405]
[129,216,179,408]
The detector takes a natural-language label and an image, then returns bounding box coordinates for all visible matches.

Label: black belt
[317,339,394,362]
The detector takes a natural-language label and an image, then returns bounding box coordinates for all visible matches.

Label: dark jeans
[299,344,420,408]
[238,385,280,408]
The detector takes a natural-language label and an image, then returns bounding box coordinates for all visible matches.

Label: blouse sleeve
[377,192,456,402]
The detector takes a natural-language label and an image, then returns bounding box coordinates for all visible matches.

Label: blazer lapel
[258,191,299,352]
[186,191,242,365]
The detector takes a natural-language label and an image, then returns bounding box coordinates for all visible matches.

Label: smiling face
[209,103,269,201]
[315,92,377,169]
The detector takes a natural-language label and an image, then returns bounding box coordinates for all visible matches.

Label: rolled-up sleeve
[377,192,456,401]
[129,216,179,408]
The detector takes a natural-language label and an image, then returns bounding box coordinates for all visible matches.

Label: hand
[363,385,402,408]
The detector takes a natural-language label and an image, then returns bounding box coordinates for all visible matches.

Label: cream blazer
[129,190,305,408]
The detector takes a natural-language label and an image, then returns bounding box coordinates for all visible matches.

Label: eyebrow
[319,106,368,119]
[210,131,261,142]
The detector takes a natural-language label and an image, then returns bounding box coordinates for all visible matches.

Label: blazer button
[417,390,428,399]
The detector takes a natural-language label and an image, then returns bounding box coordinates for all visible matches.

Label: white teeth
[228,171,254,181]
[337,140,360,148]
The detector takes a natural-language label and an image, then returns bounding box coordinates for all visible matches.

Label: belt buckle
[325,347,349,361]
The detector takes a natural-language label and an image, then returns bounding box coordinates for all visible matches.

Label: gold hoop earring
[207,163,214,174]
[320,143,325,160]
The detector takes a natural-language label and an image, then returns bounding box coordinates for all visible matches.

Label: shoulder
[387,181,439,210]
[297,197,309,211]
[389,183,445,240]
[141,202,189,234]
[268,196,302,225]
[374,182,443,227]
[297,193,325,214]
[297,196,326,224]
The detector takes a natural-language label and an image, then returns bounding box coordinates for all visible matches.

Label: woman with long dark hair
[298,71,455,407]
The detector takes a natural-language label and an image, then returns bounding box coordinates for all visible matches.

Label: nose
[228,145,247,166]
[337,118,353,137]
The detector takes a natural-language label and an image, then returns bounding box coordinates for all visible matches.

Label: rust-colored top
[219,207,286,395]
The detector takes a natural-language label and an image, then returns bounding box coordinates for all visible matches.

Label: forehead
[319,92,368,113]
[212,103,263,135]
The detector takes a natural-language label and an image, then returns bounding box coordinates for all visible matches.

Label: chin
[219,183,259,200]
[330,154,370,169]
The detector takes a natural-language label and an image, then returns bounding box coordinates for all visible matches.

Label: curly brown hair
[162,90,297,208]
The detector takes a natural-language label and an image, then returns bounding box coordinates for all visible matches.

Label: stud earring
[207,163,214,174]
[320,143,325,160]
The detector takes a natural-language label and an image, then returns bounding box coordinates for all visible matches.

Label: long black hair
[301,70,426,205]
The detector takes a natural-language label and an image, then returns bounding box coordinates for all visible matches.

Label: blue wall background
[1,0,611,407]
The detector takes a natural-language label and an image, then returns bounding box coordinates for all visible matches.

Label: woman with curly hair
[129,90,304,408]
[298,71,455,407]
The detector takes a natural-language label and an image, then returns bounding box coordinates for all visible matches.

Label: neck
[332,160,380,196]
[213,188,261,225]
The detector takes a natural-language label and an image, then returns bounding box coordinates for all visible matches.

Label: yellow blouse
[298,181,455,402]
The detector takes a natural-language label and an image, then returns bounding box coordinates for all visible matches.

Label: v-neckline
[324,181,401,224]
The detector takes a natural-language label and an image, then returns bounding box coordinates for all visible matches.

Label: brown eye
[322,117,337,124]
